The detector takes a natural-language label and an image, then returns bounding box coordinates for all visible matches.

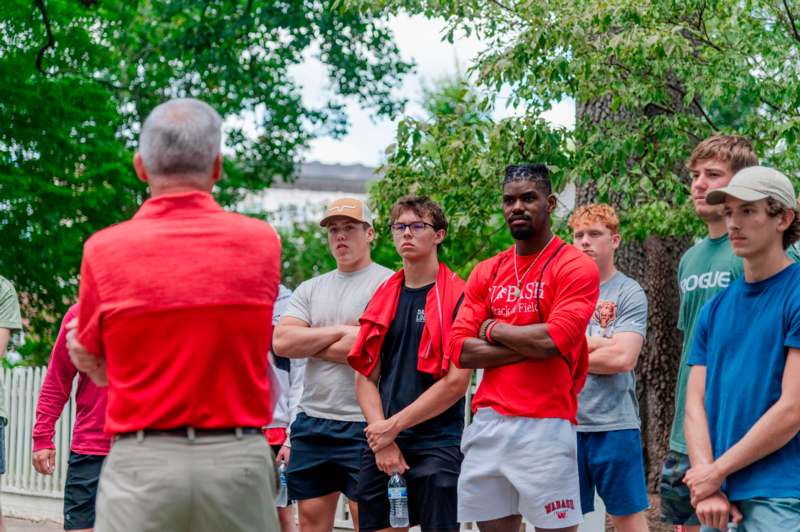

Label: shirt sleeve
[546,257,600,362]
[281,279,313,324]
[613,279,648,337]
[450,262,492,368]
[33,307,79,451]
[785,278,800,349]
[0,279,22,331]
[76,255,105,357]
[687,303,711,366]
[272,285,293,326]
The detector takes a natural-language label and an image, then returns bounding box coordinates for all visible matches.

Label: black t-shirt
[379,283,465,451]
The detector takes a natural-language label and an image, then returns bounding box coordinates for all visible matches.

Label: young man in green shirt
[659,135,757,530]
[0,275,22,532]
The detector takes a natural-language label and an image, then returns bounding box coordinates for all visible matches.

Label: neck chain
[513,234,556,296]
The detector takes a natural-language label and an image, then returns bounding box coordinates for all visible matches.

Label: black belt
[117,427,262,440]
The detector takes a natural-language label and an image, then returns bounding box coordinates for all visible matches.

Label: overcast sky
[289,14,575,167]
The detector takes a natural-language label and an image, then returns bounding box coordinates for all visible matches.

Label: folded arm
[586,332,645,374]
[273,316,355,363]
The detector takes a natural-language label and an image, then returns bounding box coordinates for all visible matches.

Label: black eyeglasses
[390,221,435,235]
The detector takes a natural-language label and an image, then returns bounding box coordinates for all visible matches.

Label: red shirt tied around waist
[33,304,111,455]
[451,236,599,422]
[76,191,281,435]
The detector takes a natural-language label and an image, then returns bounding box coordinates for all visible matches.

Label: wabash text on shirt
[451,237,599,422]
[544,498,576,519]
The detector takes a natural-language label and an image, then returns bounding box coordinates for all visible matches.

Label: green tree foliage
[2,0,411,362]
[352,0,800,228]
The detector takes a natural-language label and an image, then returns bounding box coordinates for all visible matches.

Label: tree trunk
[576,97,692,490]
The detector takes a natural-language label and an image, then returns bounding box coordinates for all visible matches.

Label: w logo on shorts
[544,498,575,518]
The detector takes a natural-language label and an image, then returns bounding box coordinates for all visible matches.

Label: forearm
[490,322,560,359]
[391,370,471,433]
[715,398,800,478]
[588,345,635,374]
[312,331,357,364]
[355,373,386,424]
[685,393,715,467]
[33,371,75,449]
[458,338,527,369]
[273,325,343,359]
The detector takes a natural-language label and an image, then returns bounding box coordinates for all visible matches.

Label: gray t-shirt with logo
[577,271,648,432]
[283,262,393,422]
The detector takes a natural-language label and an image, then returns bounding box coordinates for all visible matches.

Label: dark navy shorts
[358,445,462,532]
[64,452,106,530]
[286,413,366,501]
[577,429,649,517]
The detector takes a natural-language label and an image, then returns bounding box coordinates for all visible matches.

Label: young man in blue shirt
[683,166,800,531]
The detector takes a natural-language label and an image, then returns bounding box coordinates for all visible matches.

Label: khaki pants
[95,432,279,532]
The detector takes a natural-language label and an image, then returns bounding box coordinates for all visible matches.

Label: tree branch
[692,96,718,131]
[488,0,518,17]
[783,0,800,43]
[34,0,55,75]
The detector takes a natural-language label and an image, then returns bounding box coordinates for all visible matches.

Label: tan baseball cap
[319,197,373,227]
[706,165,798,209]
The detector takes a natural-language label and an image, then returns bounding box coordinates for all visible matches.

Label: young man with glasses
[273,198,392,532]
[349,195,471,532]
[451,163,599,532]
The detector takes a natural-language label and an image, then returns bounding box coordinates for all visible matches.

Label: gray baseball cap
[706,165,797,209]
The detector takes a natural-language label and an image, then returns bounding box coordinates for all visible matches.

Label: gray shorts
[458,408,582,528]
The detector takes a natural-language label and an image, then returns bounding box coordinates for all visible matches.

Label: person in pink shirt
[32,304,111,532]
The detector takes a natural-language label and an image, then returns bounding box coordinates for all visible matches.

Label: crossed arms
[273,316,359,364]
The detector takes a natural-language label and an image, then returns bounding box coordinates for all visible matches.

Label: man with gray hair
[67,98,282,532]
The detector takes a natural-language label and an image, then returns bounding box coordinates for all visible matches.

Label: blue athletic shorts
[577,429,649,516]
[286,413,366,501]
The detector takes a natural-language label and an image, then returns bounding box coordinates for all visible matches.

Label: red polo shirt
[77,191,281,435]
[451,237,599,422]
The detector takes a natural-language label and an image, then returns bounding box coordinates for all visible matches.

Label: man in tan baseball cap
[682,164,800,531]
[273,196,392,532]
[319,197,373,227]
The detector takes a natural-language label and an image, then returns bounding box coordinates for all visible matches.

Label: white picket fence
[2,366,75,521]
[0,367,604,529]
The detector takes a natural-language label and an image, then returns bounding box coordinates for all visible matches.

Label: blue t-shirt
[688,263,800,501]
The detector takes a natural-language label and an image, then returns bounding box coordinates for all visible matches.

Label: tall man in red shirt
[33,304,111,532]
[452,163,599,532]
[67,98,282,532]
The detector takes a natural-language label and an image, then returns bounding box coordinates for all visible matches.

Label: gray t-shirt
[577,271,647,432]
[283,262,393,422]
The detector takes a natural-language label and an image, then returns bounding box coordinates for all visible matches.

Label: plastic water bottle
[727,523,738,532]
[388,473,409,527]
[276,461,288,507]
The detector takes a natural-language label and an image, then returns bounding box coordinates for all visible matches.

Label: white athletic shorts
[457,408,582,528]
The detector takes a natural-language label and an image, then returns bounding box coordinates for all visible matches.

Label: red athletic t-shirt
[451,236,599,422]
[77,191,281,434]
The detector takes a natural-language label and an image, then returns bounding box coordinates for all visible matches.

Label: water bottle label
[280,476,287,486]
[388,487,407,498]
